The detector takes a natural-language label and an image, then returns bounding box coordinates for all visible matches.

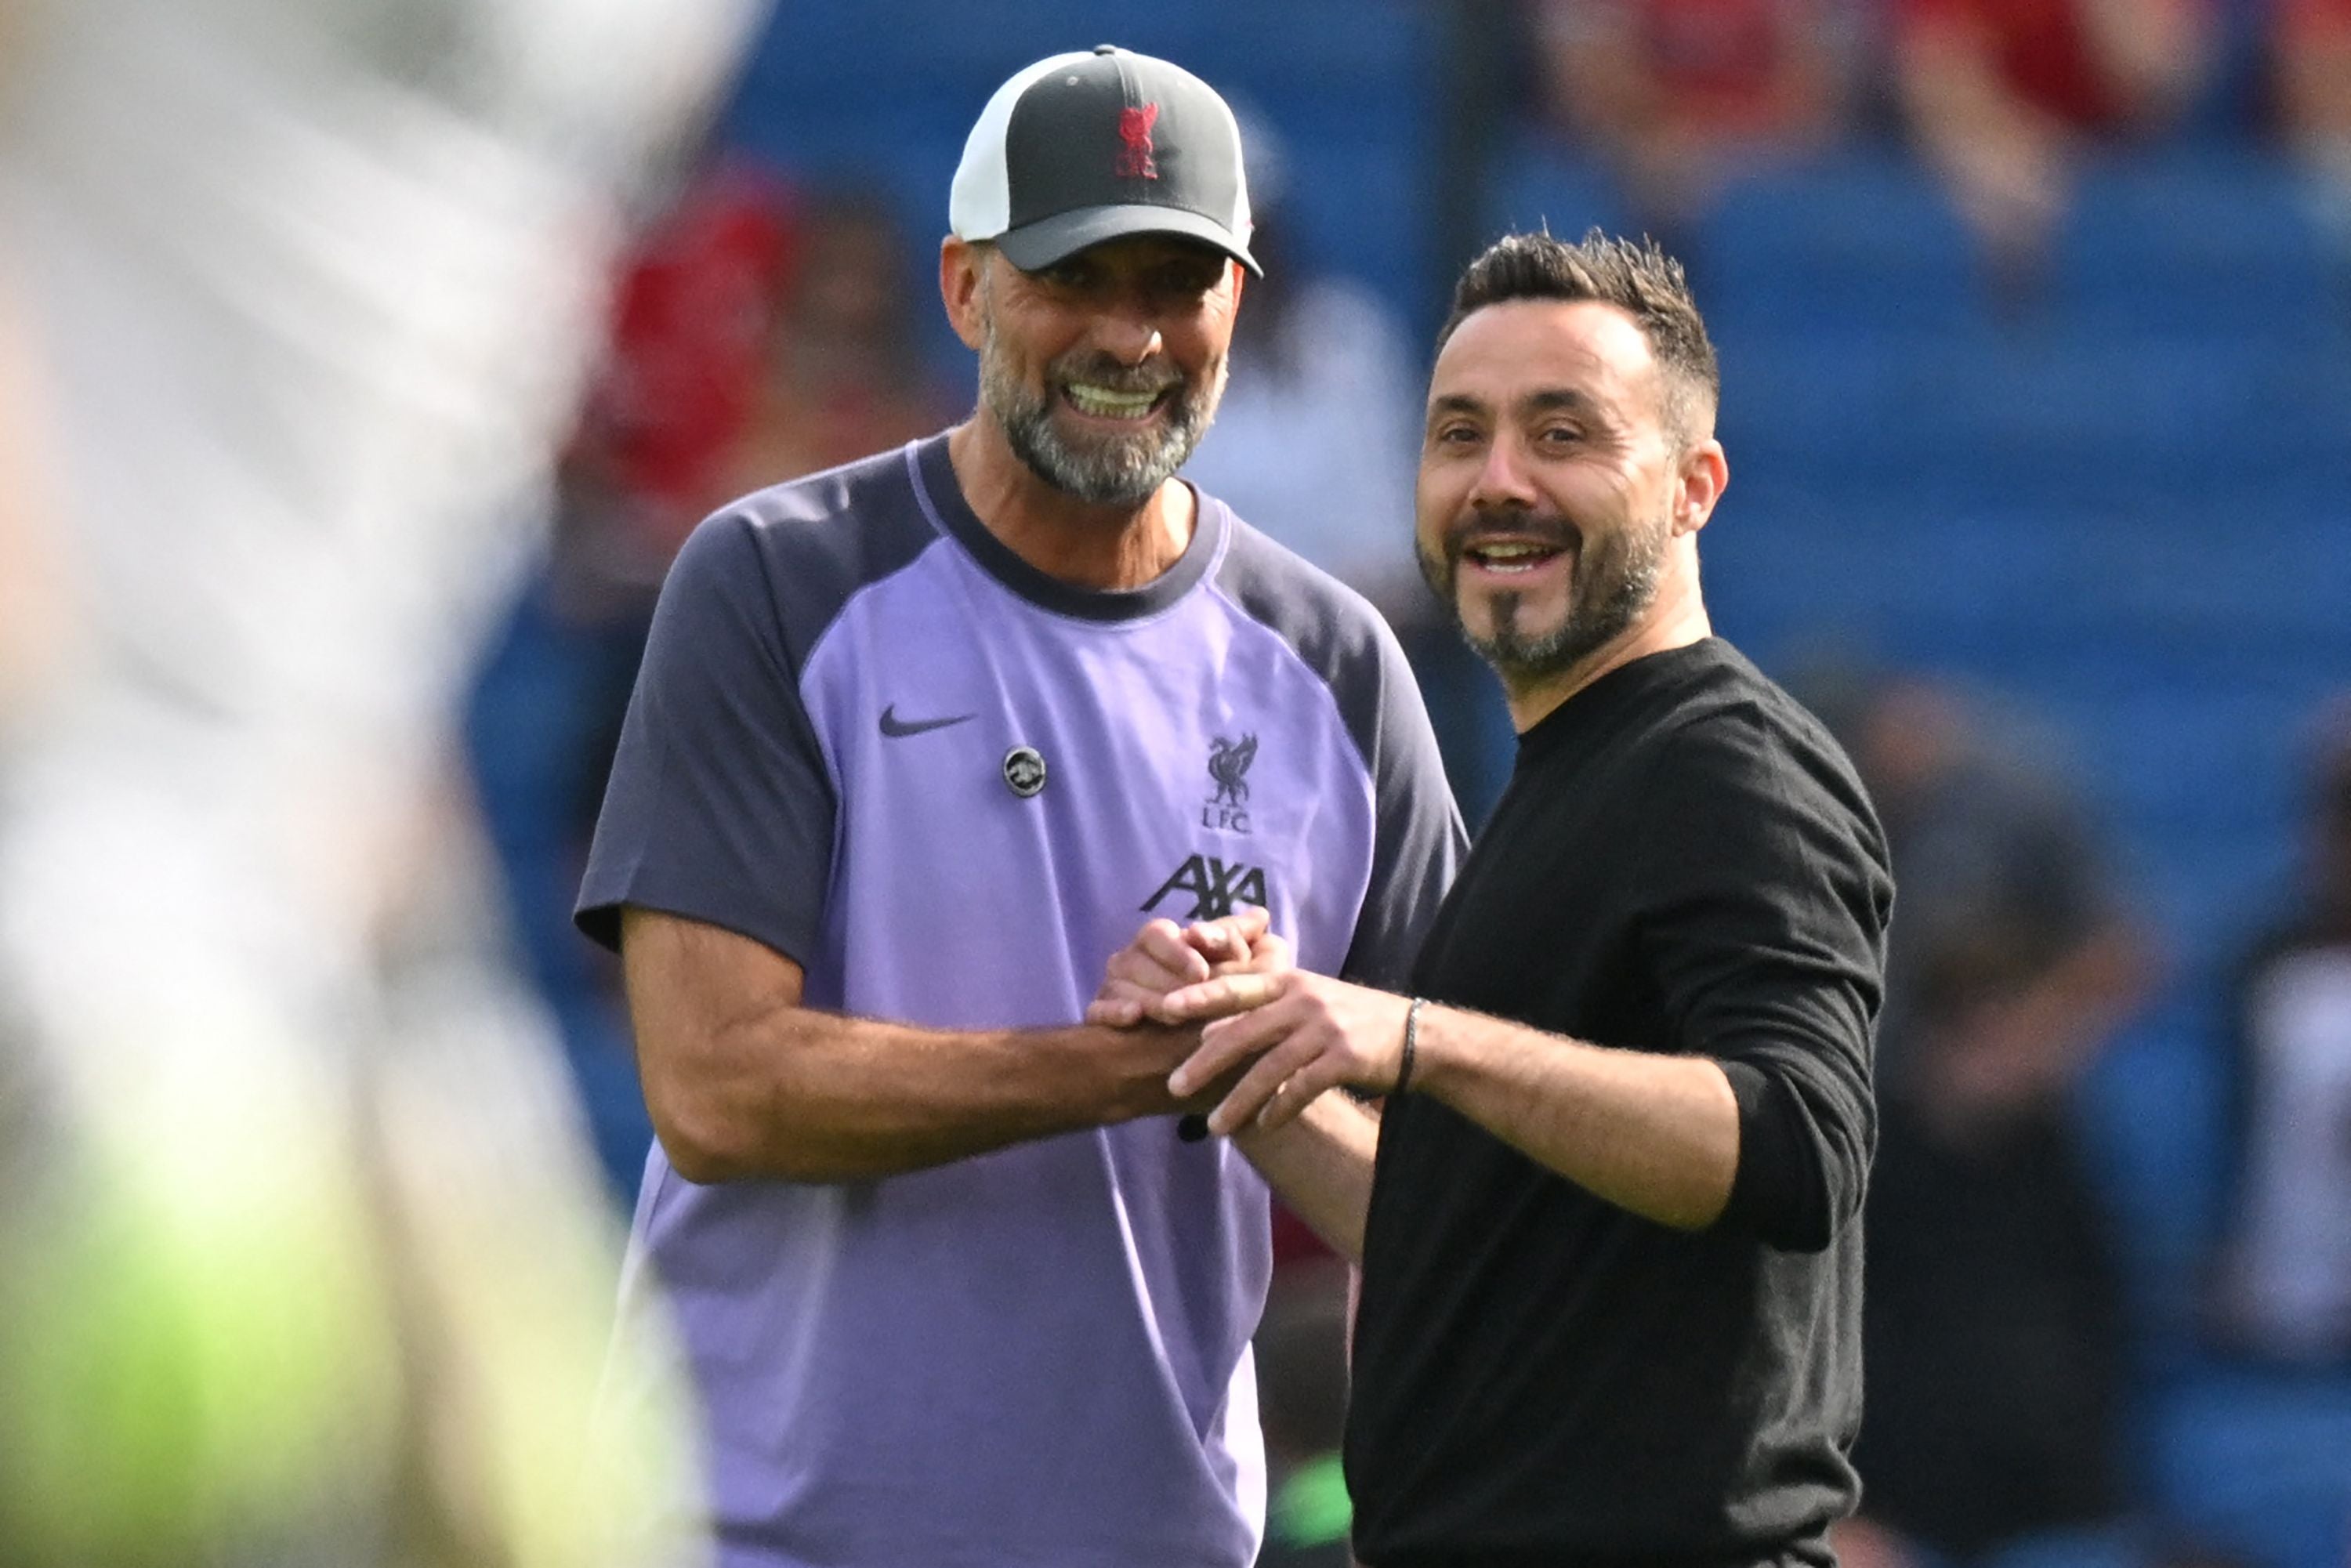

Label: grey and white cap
[950,45,1260,277]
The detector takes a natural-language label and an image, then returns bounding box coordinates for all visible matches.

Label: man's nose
[1092,306,1165,366]
[1467,436,1538,510]
[1079,276,1170,366]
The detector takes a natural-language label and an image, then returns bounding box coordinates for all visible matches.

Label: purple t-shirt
[578,434,1462,1568]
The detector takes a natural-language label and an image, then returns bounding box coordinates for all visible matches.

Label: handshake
[1089,908,1418,1139]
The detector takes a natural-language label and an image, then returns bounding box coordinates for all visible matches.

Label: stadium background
[469,2,2351,1565]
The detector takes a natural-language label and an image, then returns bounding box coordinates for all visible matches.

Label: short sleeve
[574,512,837,965]
[1340,625,1468,990]
[1634,711,1893,1251]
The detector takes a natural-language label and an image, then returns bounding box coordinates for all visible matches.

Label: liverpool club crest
[1202,733,1257,832]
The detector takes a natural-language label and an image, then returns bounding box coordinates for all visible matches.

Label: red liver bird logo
[1116,103,1159,179]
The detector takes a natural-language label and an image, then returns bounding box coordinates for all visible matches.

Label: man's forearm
[622,907,1208,1183]
[1411,1005,1740,1232]
[651,1004,1206,1183]
[1234,1093,1379,1262]
[1157,967,1741,1232]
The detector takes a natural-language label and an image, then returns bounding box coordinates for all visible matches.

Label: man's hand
[1089,907,1386,1258]
[1086,907,1291,1028]
[1161,971,1415,1138]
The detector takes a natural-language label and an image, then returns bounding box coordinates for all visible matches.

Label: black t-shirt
[1347,638,1893,1568]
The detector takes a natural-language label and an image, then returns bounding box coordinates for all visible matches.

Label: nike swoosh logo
[879,704,976,738]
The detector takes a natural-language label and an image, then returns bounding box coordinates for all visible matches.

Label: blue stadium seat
[2075,1006,2230,1355]
[2152,1367,2351,1568]
[1483,134,1633,248]
[1259,134,1429,320]
[1697,155,1981,337]
[727,0,1435,167]
[2056,153,2342,345]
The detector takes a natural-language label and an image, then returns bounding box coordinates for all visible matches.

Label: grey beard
[980,324,1224,508]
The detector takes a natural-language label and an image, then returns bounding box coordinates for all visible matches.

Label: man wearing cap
[574,46,1462,1568]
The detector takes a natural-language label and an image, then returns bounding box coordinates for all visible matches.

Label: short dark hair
[1436,230,1720,444]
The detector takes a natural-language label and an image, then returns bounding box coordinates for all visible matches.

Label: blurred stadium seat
[2056,153,2342,344]
[2152,1368,2351,1568]
[1483,131,1634,250]
[1699,155,1983,338]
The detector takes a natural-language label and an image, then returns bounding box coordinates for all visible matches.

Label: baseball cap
[950,45,1260,277]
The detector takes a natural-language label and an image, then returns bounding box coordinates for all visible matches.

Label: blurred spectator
[538,172,950,636]
[2274,0,2351,164]
[0,0,760,1559]
[465,177,955,1195]
[2207,701,2351,1366]
[717,186,956,495]
[1822,674,2156,1568]
[1528,0,1859,244]
[562,156,803,585]
[1179,108,1516,823]
[2272,0,2351,271]
[1893,0,2210,301]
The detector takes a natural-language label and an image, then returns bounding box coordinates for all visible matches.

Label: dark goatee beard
[1418,505,1668,682]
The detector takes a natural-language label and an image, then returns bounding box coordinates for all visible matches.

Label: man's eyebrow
[1426,392,1489,422]
[1520,387,1602,418]
[1427,387,1603,421]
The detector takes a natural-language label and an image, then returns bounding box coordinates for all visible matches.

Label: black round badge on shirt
[1002,745,1047,798]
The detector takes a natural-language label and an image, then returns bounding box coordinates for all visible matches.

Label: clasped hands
[1089,907,1414,1138]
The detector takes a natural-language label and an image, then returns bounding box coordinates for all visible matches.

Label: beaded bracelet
[1394,997,1426,1098]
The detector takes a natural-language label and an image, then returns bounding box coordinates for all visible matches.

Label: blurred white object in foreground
[0,0,764,1561]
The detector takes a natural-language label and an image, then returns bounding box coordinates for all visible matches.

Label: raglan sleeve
[1339,618,1469,990]
[574,511,838,969]
[1635,711,1893,1252]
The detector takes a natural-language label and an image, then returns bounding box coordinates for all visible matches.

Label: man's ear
[940,237,987,352]
[1673,439,1729,538]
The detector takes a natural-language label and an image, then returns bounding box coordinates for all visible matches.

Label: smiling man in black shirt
[1094,230,1893,1568]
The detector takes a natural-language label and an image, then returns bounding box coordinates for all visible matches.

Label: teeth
[1464,541,1564,577]
[1468,543,1556,564]
[1064,383,1161,418]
